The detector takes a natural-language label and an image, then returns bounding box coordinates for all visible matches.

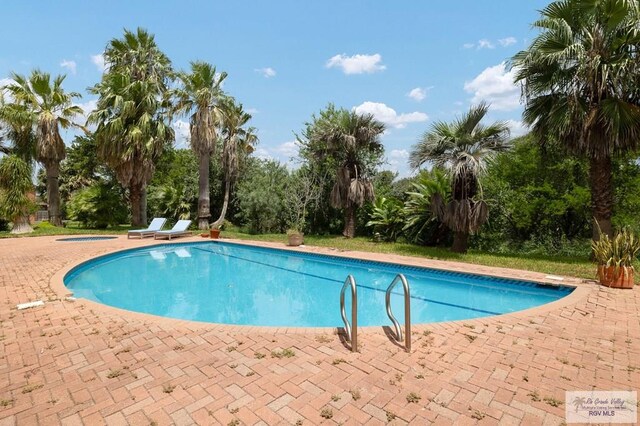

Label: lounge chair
[128,218,167,239]
[154,220,192,240]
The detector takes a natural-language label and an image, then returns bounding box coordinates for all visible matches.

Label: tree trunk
[451,231,469,253]
[130,183,144,228]
[11,215,33,234]
[589,155,614,240]
[342,205,356,238]
[46,161,62,226]
[140,187,147,226]
[197,154,211,230]
[211,178,230,229]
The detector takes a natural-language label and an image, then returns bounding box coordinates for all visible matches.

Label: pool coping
[49,235,595,336]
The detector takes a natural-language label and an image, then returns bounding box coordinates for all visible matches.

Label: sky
[0,1,549,177]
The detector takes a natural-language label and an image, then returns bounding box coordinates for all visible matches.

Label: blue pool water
[64,242,573,327]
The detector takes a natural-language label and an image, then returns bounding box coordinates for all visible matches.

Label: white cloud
[91,54,106,72]
[464,62,521,111]
[60,59,77,75]
[253,147,273,161]
[253,141,300,168]
[384,149,411,177]
[407,87,427,102]
[172,120,190,148]
[272,140,299,158]
[505,119,529,137]
[326,53,386,75]
[477,39,495,50]
[255,67,276,78]
[498,37,517,47]
[465,38,517,50]
[353,101,428,129]
[73,99,98,127]
[246,108,259,115]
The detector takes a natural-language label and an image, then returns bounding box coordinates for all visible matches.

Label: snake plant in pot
[592,227,640,289]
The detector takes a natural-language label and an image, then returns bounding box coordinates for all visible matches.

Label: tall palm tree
[0,93,37,162]
[2,71,82,226]
[300,106,385,238]
[0,155,34,234]
[211,98,258,228]
[511,0,640,239]
[410,103,510,252]
[173,61,227,229]
[88,28,174,227]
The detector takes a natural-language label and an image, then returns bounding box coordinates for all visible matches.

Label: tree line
[1,0,640,256]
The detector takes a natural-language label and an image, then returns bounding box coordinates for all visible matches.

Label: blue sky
[1,1,548,176]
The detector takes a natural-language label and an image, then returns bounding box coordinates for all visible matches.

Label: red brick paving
[0,235,639,425]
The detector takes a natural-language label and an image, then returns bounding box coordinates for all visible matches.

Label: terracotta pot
[287,233,304,246]
[200,232,209,238]
[210,229,221,239]
[598,265,634,289]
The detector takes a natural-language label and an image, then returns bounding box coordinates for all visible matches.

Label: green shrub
[34,221,56,230]
[235,159,288,233]
[366,196,404,242]
[66,183,128,229]
[402,169,451,245]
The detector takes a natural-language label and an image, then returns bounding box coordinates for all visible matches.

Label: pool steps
[385,274,412,353]
[341,273,412,353]
[340,275,358,352]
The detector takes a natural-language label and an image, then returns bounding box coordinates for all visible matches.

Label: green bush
[235,159,289,233]
[402,169,451,245]
[66,183,128,229]
[34,221,56,230]
[366,196,405,242]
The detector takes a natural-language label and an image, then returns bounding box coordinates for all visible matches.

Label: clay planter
[200,232,209,238]
[287,233,304,246]
[210,229,221,239]
[597,265,635,289]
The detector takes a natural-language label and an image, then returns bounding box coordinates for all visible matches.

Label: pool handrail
[340,274,358,352]
[385,273,411,352]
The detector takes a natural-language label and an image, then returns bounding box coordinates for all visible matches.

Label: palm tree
[0,93,37,162]
[511,0,640,239]
[402,169,451,245]
[0,155,34,234]
[88,28,174,227]
[211,98,258,228]
[300,106,385,238]
[410,103,510,252]
[173,61,227,229]
[2,71,82,226]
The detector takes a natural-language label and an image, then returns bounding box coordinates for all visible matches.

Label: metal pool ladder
[340,275,358,352]
[385,273,411,352]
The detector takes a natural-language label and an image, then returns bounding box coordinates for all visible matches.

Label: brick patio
[0,235,638,425]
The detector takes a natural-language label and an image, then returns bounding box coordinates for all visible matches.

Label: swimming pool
[64,241,573,327]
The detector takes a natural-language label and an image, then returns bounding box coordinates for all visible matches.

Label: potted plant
[210,225,221,239]
[287,228,304,246]
[284,170,320,247]
[592,227,639,289]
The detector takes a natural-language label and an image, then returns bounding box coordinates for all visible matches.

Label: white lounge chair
[154,220,192,240]
[128,218,167,239]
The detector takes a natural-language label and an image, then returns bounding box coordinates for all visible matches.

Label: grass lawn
[2,223,637,283]
[222,231,612,282]
[0,222,133,238]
